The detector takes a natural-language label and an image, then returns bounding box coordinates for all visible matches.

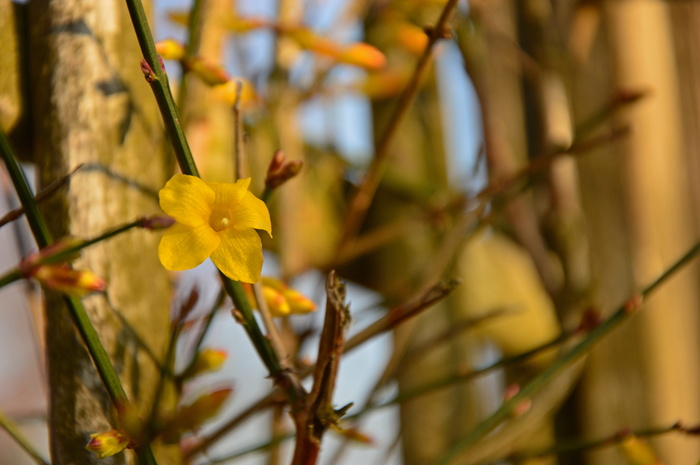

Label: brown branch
[338,0,460,249]
[291,271,351,465]
[0,164,83,228]
[184,279,454,459]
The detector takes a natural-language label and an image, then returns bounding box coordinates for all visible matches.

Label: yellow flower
[158,174,272,283]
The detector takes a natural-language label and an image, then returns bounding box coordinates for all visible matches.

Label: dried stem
[290,271,351,465]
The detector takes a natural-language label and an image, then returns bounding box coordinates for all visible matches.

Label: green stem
[41,218,146,264]
[125,0,299,424]
[220,278,281,371]
[435,240,700,465]
[0,410,51,465]
[0,268,22,288]
[123,0,199,177]
[0,131,158,465]
[147,323,181,435]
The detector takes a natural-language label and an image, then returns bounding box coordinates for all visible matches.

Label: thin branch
[0,164,83,228]
[512,421,699,460]
[435,240,700,464]
[0,410,51,465]
[291,271,351,465]
[338,0,460,248]
[185,278,456,459]
[0,131,159,464]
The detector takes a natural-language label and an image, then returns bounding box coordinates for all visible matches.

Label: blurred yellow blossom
[243,277,317,317]
[158,174,271,284]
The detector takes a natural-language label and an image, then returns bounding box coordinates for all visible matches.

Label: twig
[232,79,244,180]
[0,409,51,465]
[125,0,199,176]
[290,271,351,465]
[338,0,460,248]
[0,131,159,464]
[185,278,456,459]
[435,240,700,464]
[125,0,303,414]
[252,281,291,368]
[512,421,699,460]
[344,279,460,352]
[0,164,83,228]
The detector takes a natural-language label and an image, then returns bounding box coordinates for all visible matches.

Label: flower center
[210,214,231,232]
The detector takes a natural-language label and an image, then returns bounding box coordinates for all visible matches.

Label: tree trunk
[26,2,178,463]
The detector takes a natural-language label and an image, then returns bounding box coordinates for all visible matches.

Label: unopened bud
[283,288,316,314]
[265,159,303,189]
[337,43,386,70]
[263,285,291,317]
[86,429,131,459]
[267,150,286,176]
[31,265,106,296]
[140,215,176,231]
[156,39,186,61]
[140,59,158,82]
[182,348,228,379]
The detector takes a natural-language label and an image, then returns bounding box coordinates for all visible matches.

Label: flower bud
[140,215,176,231]
[155,39,186,60]
[265,159,303,189]
[337,43,386,70]
[263,285,291,317]
[31,265,106,296]
[283,288,316,314]
[86,429,131,459]
[618,434,661,465]
[182,348,228,379]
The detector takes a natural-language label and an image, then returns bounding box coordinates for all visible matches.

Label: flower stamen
[212,217,231,232]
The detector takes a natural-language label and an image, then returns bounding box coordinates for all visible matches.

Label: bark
[26,2,177,463]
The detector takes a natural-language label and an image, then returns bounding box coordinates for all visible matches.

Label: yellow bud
[155,39,186,60]
[396,23,429,55]
[167,388,232,434]
[211,78,259,109]
[337,43,386,70]
[354,69,411,100]
[619,435,662,465]
[31,265,106,296]
[283,288,317,314]
[86,429,131,459]
[263,286,291,317]
[285,27,340,56]
[184,348,228,379]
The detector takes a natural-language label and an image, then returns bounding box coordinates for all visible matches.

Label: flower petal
[206,178,250,211]
[210,229,263,283]
[160,174,215,227]
[231,190,272,236]
[159,223,220,270]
